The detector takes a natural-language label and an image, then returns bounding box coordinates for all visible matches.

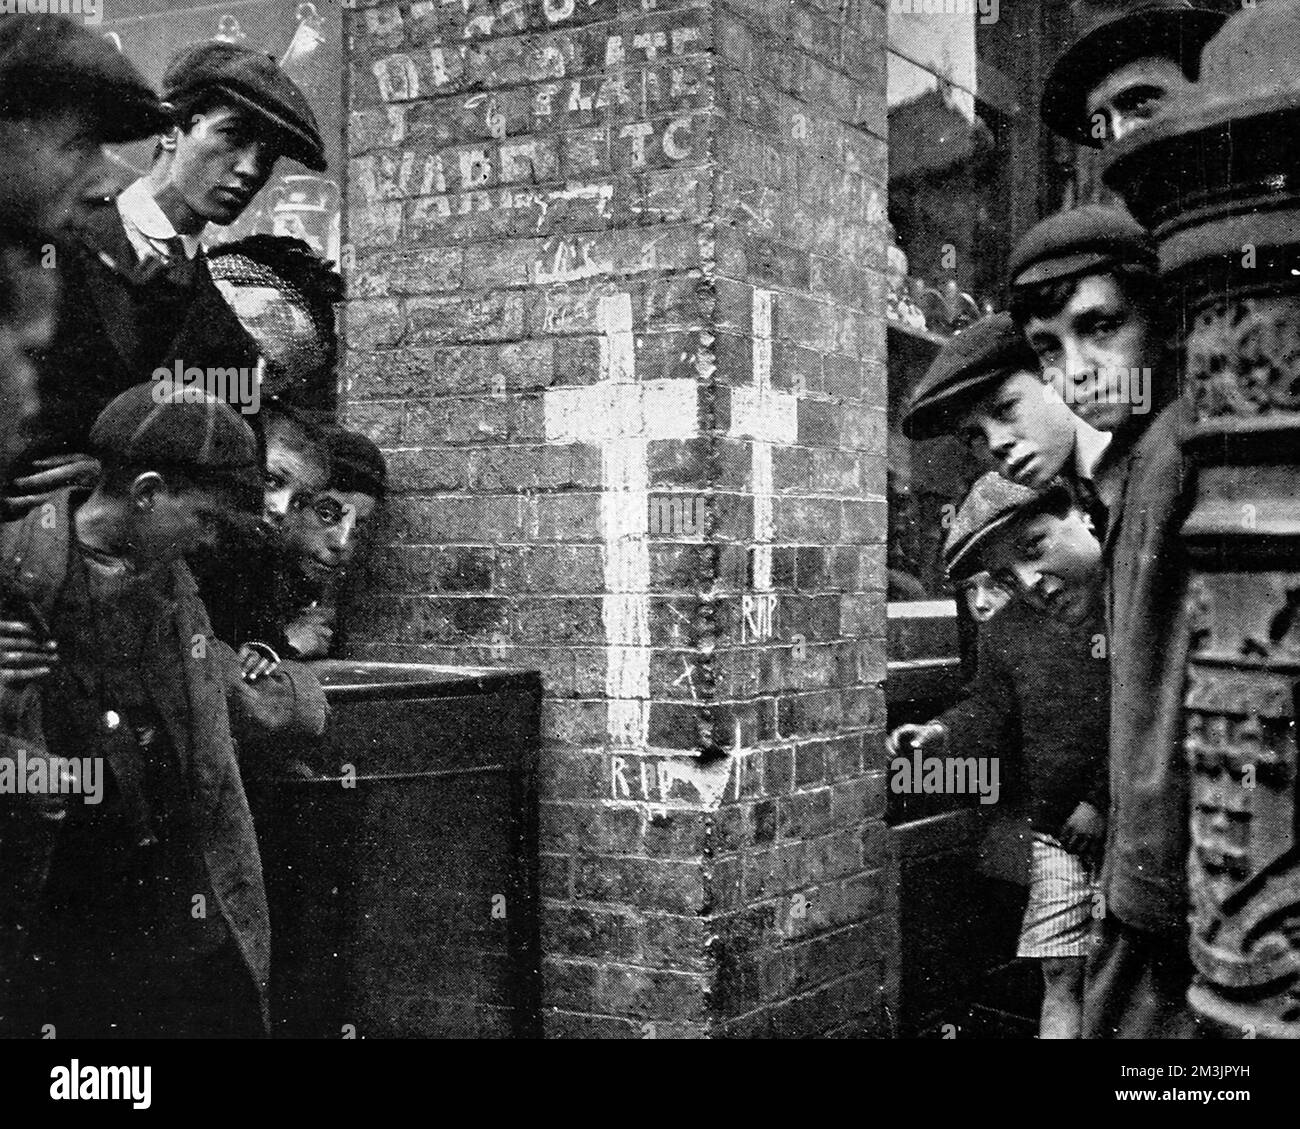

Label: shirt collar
[1073,419,1112,482]
[116,178,203,261]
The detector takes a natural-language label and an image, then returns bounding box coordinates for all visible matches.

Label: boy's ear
[129,471,166,511]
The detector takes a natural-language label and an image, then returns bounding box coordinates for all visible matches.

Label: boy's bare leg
[1040,956,1085,1039]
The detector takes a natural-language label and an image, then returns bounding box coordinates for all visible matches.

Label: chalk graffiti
[544,293,698,747]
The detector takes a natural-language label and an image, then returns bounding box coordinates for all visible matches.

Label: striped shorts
[1017,833,1098,959]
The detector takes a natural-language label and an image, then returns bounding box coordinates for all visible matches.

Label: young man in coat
[1009,204,1197,1037]
[10,40,328,513]
[0,382,327,1037]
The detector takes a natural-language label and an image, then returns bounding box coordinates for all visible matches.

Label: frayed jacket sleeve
[213,640,329,741]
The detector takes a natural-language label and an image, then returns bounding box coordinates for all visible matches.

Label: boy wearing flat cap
[11,39,329,513]
[1009,205,1165,479]
[0,13,166,532]
[889,473,1109,1038]
[1011,203,1199,1037]
[279,426,388,659]
[1042,1,1229,149]
[901,312,1111,508]
[0,382,327,1037]
[0,14,169,238]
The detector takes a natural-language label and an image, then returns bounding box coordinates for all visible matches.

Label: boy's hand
[1061,801,1105,864]
[286,605,334,660]
[238,642,281,682]
[4,454,101,516]
[0,618,58,684]
[886,720,948,758]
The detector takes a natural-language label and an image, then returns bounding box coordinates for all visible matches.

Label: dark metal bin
[251,661,542,1039]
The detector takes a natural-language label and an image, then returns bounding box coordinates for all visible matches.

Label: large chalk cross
[544,293,697,748]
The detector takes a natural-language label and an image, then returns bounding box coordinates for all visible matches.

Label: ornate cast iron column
[1106,1,1300,1038]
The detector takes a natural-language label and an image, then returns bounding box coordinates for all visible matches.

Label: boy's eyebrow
[1075,305,1121,325]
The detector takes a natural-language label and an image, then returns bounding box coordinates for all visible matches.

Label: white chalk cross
[729,288,797,591]
[544,292,698,748]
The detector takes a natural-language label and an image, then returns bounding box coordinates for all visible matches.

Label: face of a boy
[162,106,281,229]
[962,571,1013,623]
[287,489,378,585]
[263,428,328,527]
[1023,274,1160,434]
[0,109,116,236]
[135,482,233,561]
[981,508,1101,627]
[958,370,1077,489]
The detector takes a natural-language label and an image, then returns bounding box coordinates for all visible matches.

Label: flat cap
[90,380,262,512]
[1007,204,1155,291]
[943,472,1041,583]
[0,14,169,142]
[899,313,1039,441]
[1042,1,1227,147]
[163,41,326,172]
[323,425,387,501]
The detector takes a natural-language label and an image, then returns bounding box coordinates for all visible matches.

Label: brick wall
[340,0,892,1037]
[707,0,893,1037]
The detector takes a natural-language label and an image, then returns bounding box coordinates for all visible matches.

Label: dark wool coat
[1095,396,1197,937]
[23,196,261,464]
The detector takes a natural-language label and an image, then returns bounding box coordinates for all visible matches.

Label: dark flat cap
[1042,1,1227,147]
[90,380,262,511]
[0,14,168,142]
[899,313,1039,441]
[943,472,1041,583]
[322,425,387,501]
[163,41,326,172]
[1008,204,1155,291]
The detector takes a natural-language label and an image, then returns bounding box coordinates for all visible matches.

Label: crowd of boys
[0,0,1259,1039]
[0,14,385,1037]
[889,0,1236,1038]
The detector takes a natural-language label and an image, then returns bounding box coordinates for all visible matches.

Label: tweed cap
[943,472,1042,583]
[899,313,1039,441]
[162,41,326,172]
[1007,204,1156,291]
[89,380,262,511]
[1042,1,1227,147]
[0,14,169,142]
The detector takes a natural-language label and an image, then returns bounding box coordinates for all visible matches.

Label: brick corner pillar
[340,0,892,1037]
